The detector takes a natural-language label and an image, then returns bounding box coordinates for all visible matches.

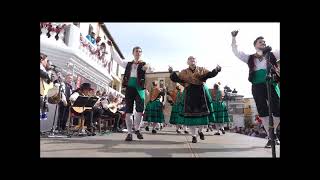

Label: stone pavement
[40,127,280,158]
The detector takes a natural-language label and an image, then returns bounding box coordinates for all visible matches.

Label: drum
[47,86,61,104]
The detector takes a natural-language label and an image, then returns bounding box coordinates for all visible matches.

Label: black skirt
[183,84,210,117]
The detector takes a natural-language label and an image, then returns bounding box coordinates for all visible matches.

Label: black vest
[247,52,278,83]
[65,83,73,100]
[122,61,146,89]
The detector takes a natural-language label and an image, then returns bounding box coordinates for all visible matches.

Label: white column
[64,24,80,49]
[57,28,65,44]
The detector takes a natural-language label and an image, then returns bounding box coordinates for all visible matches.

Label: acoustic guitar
[106,102,119,113]
[40,78,54,96]
[72,106,92,114]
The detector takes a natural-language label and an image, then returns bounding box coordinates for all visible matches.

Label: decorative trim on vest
[247,52,278,83]
[122,61,146,89]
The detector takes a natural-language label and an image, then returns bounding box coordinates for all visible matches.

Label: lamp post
[232,88,237,94]
[224,85,232,109]
[224,85,232,128]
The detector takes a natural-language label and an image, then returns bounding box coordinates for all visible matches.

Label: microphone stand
[265,49,277,158]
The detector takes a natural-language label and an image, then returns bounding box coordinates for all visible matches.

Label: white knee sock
[198,125,204,133]
[183,125,188,131]
[152,122,157,129]
[262,116,280,138]
[273,116,280,134]
[190,126,196,137]
[261,116,270,137]
[215,123,221,132]
[220,124,225,131]
[176,125,181,131]
[125,113,133,134]
[134,112,143,131]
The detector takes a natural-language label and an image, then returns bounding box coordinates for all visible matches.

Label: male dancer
[110,43,151,141]
[231,30,280,148]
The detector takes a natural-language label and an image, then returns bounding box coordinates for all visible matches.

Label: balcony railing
[41,23,120,78]
[40,22,68,43]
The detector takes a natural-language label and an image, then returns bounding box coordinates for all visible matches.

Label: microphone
[51,64,57,68]
[262,46,272,55]
[49,64,61,72]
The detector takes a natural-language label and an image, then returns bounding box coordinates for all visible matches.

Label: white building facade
[40,22,125,131]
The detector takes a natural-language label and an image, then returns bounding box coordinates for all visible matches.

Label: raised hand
[231,30,239,37]
[168,66,173,73]
[215,65,221,72]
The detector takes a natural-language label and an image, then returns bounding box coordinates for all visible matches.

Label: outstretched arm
[200,65,221,81]
[109,42,128,68]
[168,66,186,83]
[231,30,250,64]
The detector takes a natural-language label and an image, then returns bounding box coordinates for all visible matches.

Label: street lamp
[232,88,237,94]
[224,85,232,129]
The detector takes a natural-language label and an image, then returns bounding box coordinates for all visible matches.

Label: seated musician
[69,83,95,135]
[93,92,122,132]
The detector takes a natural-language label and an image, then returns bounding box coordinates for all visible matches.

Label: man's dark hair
[152,81,157,86]
[40,53,47,62]
[102,91,107,96]
[253,36,264,46]
[132,46,142,53]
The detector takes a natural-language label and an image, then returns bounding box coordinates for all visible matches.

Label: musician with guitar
[40,53,53,121]
[93,93,123,133]
[69,83,95,135]
[231,30,280,148]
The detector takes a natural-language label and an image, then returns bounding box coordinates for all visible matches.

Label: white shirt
[69,92,80,103]
[231,37,280,71]
[110,46,152,77]
[40,64,46,71]
[101,98,110,110]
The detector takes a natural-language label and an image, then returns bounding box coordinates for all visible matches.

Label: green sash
[128,77,145,101]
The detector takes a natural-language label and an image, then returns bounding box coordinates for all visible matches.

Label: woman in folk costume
[211,83,230,135]
[169,56,221,143]
[143,81,165,134]
[167,83,189,134]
